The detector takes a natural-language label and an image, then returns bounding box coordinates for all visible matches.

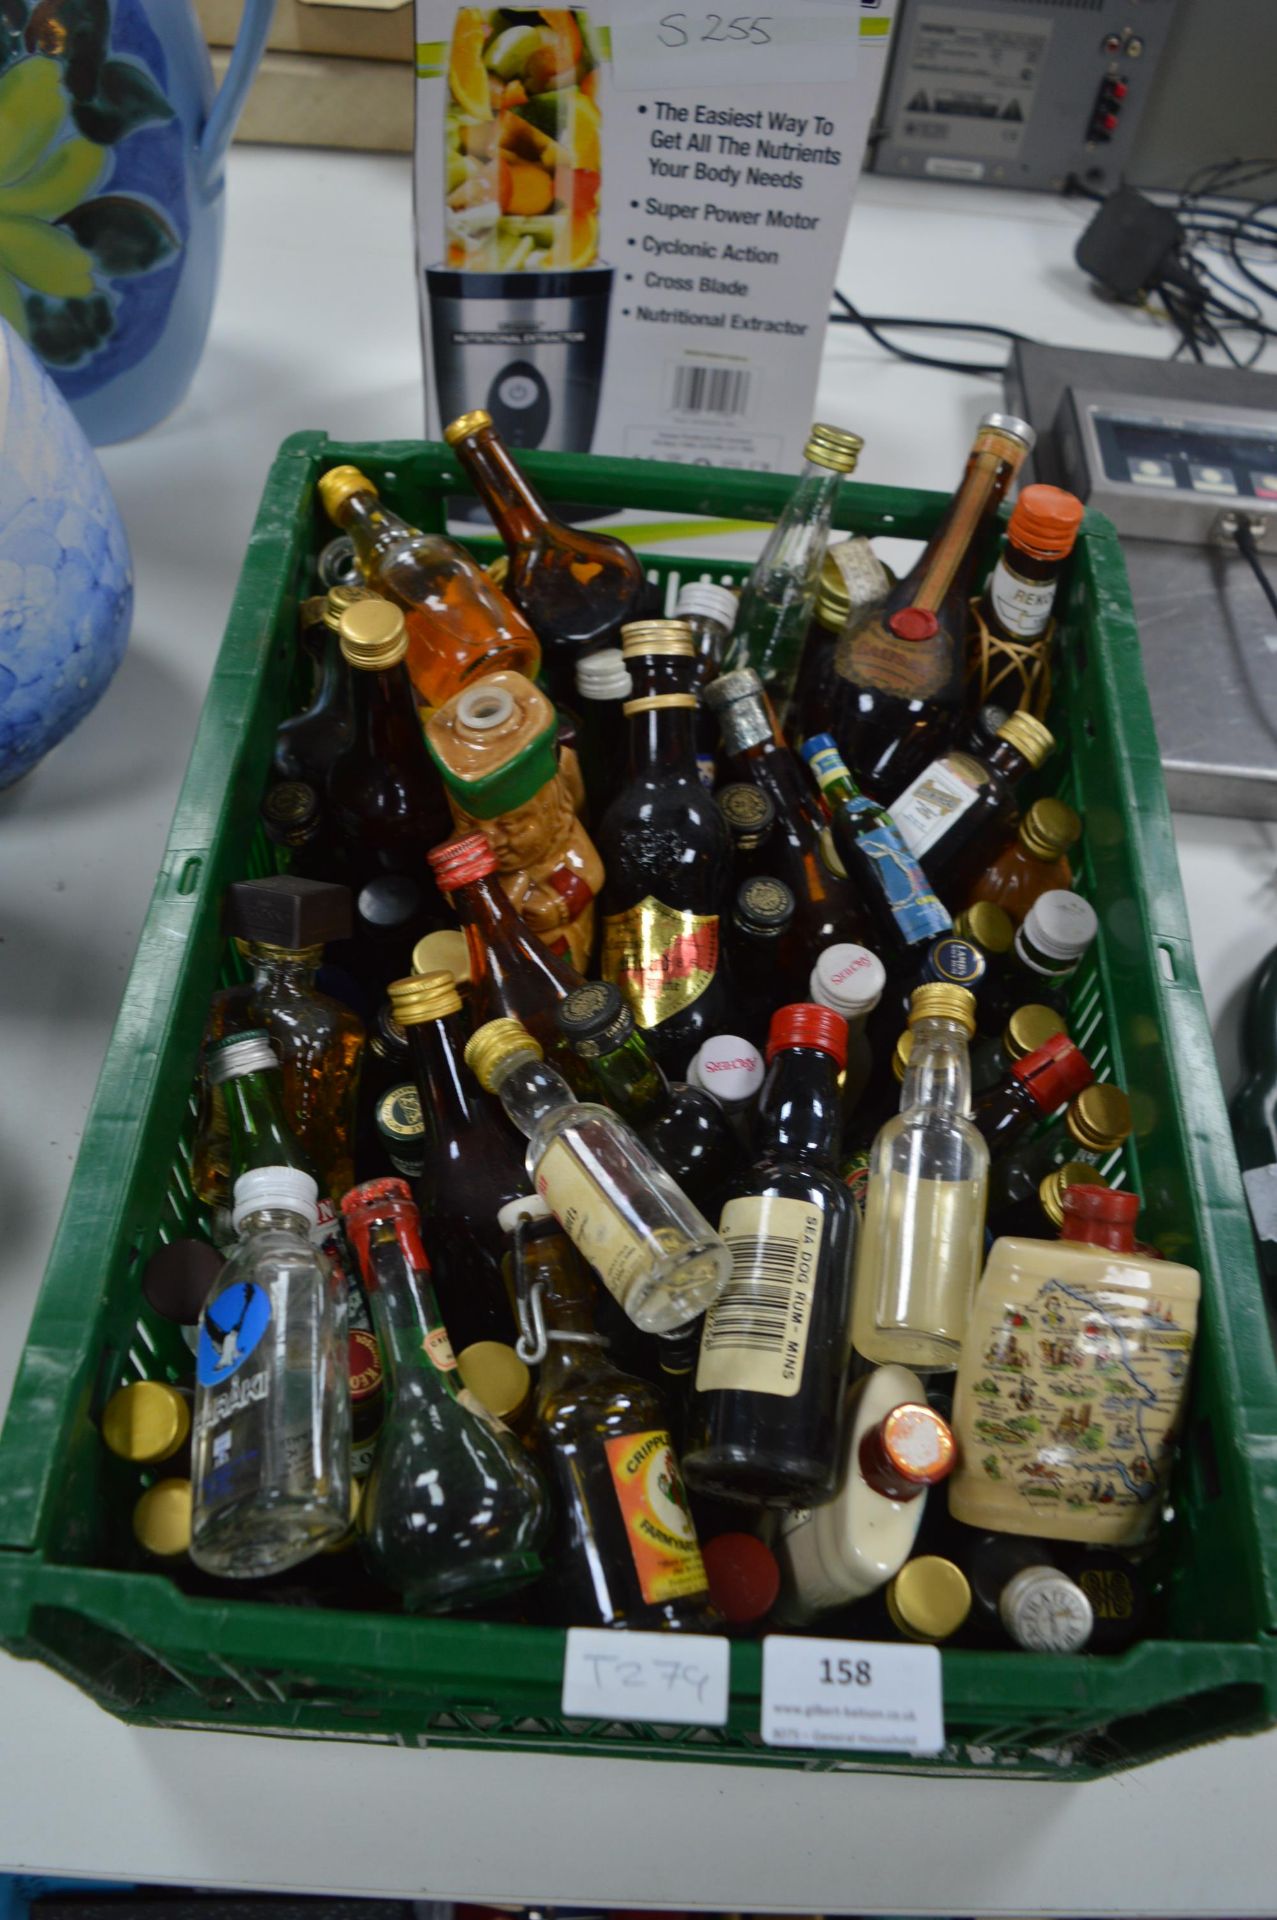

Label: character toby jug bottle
[949,1185,1200,1548]
[426,671,604,973]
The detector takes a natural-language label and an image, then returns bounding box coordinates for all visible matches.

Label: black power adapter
[1074,186,1187,301]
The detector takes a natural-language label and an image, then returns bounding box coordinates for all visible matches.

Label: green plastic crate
[2,435,1276,1780]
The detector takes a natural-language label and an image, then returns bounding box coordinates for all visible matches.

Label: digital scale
[1006,344,1277,820]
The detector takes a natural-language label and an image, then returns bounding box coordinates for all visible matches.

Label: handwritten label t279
[761,1635,944,1755]
[562,1627,731,1725]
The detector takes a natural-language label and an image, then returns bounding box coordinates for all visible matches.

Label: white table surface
[2,148,1276,1913]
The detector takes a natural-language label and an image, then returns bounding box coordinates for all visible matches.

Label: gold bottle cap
[997,710,1055,770]
[813,551,852,631]
[339,597,408,670]
[908,982,977,1035]
[322,582,378,632]
[803,422,864,473]
[132,1477,192,1558]
[465,1017,542,1090]
[620,619,695,659]
[1005,1003,1067,1062]
[1068,1082,1132,1152]
[457,1340,533,1425]
[102,1380,190,1465]
[885,1556,972,1644]
[892,1030,914,1082]
[443,408,493,445]
[486,553,510,589]
[412,927,471,985]
[388,970,463,1025]
[1041,1161,1110,1229]
[1019,796,1082,860]
[953,901,1015,956]
[318,464,376,521]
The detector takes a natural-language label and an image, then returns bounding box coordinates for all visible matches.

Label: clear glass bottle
[465,1017,732,1334]
[723,422,864,721]
[342,1178,550,1610]
[317,464,541,709]
[190,1168,351,1578]
[852,983,989,1370]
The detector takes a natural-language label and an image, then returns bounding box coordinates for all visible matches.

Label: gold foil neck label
[621,694,698,715]
[834,617,955,702]
[601,897,719,1027]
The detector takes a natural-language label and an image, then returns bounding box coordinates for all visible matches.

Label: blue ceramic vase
[0,315,133,786]
[0,0,274,445]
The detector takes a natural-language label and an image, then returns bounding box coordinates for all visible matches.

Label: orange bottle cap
[1008,485,1085,561]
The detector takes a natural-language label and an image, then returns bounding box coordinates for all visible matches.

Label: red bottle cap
[429,831,497,890]
[702,1532,781,1627]
[888,607,939,642]
[859,1403,956,1501]
[1011,1031,1094,1111]
[766,1001,848,1069]
[341,1177,414,1215]
[1061,1182,1140,1251]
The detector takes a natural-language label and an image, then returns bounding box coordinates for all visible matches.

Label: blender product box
[414,4,896,471]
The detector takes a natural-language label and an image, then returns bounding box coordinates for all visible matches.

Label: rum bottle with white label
[596,623,732,1075]
[465,1017,732,1334]
[511,1200,714,1629]
[684,1003,858,1508]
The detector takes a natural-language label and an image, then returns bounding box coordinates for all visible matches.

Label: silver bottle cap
[230,1166,319,1234]
[674,580,738,634]
[687,1034,766,1108]
[809,943,887,1019]
[575,650,632,702]
[1020,889,1099,963]
[999,1565,1094,1653]
[206,1029,280,1086]
[979,411,1037,452]
[702,668,771,753]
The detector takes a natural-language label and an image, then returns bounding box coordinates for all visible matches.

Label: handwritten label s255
[761,1635,944,1755]
[562,1627,731,1726]
[610,0,859,93]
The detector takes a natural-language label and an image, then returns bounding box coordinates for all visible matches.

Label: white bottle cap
[496,1194,552,1235]
[998,1564,1093,1653]
[1020,890,1099,963]
[231,1166,319,1234]
[575,650,632,702]
[809,943,887,1019]
[687,1034,765,1108]
[674,580,739,633]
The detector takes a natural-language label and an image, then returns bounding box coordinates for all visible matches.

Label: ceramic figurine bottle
[949,1185,1200,1547]
[425,670,604,972]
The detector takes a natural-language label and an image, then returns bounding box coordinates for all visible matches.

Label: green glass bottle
[1231,944,1277,1285]
[191,1031,316,1210]
[342,1178,550,1612]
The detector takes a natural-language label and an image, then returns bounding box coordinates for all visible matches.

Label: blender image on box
[427,8,612,451]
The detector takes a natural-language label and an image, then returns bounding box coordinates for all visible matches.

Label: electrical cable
[1234,520,1277,627]
[827,287,1024,376]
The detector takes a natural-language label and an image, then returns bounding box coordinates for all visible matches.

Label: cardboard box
[211,45,413,151]
[198,0,413,63]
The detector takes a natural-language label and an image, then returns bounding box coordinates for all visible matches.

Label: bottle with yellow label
[509,1197,715,1630]
[596,622,732,1076]
[465,1018,732,1336]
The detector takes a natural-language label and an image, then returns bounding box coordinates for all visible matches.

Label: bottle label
[196,1282,272,1391]
[987,559,1057,640]
[604,1429,709,1605]
[891,755,985,857]
[423,1325,458,1372]
[696,1194,823,1398]
[833,617,956,702]
[839,795,951,943]
[807,740,851,792]
[601,896,720,1028]
[536,1136,658,1309]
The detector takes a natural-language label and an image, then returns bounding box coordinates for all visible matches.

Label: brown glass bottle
[704,668,872,951]
[969,1031,1094,1158]
[887,711,1055,905]
[515,1206,715,1629]
[975,486,1084,648]
[317,464,540,709]
[806,413,1034,803]
[596,623,732,1076]
[444,409,647,703]
[967,798,1081,924]
[273,584,368,786]
[387,971,526,1349]
[427,830,588,1086]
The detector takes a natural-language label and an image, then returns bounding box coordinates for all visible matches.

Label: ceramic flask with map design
[949,1185,1199,1547]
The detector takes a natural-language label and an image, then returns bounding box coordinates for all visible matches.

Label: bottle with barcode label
[684,1002,857,1508]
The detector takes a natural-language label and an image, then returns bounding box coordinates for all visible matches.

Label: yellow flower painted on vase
[0,56,106,340]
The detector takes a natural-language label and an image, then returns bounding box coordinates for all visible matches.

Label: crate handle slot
[176,857,203,897]
[1157,944,1177,984]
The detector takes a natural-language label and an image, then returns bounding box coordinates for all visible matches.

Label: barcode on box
[671,365,751,419]
[695,1196,823,1398]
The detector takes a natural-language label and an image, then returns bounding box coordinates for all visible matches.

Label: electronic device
[1007,342,1277,820]
[870,0,1178,194]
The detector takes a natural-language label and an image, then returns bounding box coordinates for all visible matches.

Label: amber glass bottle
[804,414,1034,802]
[444,409,647,703]
[596,623,732,1076]
[317,464,540,708]
[514,1205,715,1630]
[967,798,1081,924]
